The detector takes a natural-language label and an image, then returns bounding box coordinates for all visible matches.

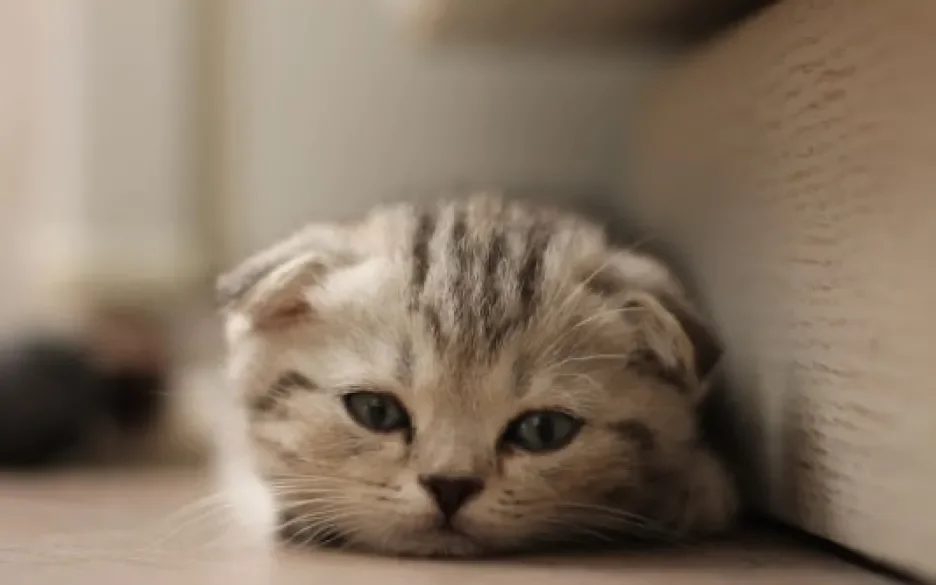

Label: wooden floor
[0,468,895,585]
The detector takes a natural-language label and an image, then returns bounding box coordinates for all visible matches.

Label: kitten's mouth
[417,518,485,549]
[431,513,482,538]
[435,522,468,537]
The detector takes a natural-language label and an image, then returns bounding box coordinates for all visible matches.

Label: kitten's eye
[342,391,410,433]
[503,410,582,453]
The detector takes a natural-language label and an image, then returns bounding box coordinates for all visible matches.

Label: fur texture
[215,193,737,556]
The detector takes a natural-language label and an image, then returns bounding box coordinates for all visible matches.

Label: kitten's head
[218,194,736,556]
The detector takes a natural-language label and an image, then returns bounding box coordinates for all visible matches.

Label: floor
[0,468,895,585]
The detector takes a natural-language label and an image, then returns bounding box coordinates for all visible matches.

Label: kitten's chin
[354,527,487,558]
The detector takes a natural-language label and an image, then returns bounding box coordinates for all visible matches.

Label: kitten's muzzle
[418,475,484,520]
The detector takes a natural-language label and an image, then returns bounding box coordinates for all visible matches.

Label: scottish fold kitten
[215,193,737,556]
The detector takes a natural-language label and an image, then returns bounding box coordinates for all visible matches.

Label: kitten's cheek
[326,428,407,462]
[678,449,738,535]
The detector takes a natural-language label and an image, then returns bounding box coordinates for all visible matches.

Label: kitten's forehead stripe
[410,208,437,307]
[449,207,472,336]
[423,304,445,349]
[396,339,413,386]
[517,223,550,322]
[483,230,506,298]
[409,198,561,364]
[482,230,507,354]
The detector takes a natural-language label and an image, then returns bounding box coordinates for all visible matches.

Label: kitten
[214,193,737,556]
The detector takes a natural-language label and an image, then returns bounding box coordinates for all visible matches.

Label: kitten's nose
[418,475,484,519]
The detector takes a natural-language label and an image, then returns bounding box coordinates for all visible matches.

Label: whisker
[551,352,633,370]
[552,371,603,392]
[281,508,361,548]
[550,503,681,544]
[549,256,617,319]
[141,496,235,551]
[539,517,620,545]
[540,306,645,362]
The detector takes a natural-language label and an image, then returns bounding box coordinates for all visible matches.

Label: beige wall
[5,0,657,311]
[80,0,202,285]
[0,2,38,326]
[6,0,204,313]
[220,0,657,259]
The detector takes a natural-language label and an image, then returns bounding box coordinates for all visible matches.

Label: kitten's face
[220,196,736,556]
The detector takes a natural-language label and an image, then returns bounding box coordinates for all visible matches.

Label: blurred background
[0,0,690,469]
[0,1,671,315]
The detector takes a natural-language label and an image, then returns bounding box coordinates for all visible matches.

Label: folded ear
[586,249,723,403]
[623,291,723,402]
[219,251,329,330]
[217,250,324,331]
[585,248,685,300]
[217,224,358,331]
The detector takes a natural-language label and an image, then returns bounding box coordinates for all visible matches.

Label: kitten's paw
[679,448,738,536]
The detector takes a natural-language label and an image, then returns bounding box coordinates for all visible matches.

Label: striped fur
[215,193,737,557]
[408,198,557,361]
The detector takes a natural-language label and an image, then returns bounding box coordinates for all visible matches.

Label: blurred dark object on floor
[0,338,101,467]
[0,306,170,470]
[85,305,170,434]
